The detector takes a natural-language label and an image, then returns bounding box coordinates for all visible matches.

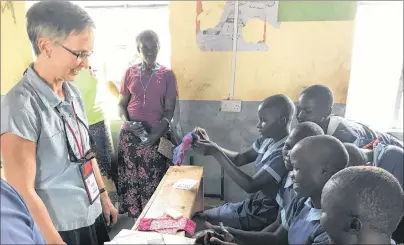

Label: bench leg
[193,178,204,215]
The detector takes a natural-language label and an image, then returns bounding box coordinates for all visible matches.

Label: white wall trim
[229,1,239,100]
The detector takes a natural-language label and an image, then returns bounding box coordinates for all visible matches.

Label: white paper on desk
[105,229,147,244]
[107,229,195,244]
[173,179,198,190]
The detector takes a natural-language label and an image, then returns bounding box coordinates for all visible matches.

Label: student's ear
[279,116,287,125]
[348,216,362,233]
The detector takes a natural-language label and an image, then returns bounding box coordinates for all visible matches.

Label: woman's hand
[138,134,160,147]
[100,193,118,227]
[194,127,210,141]
[125,121,148,137]
[194,140,219,156]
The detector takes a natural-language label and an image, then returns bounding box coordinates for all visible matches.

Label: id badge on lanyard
[79,161,100,204]
[61,102,100,204]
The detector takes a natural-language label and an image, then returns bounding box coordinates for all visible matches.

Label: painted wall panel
[234,20,354,103]
[170,1,356,102]
[1,1,33,95]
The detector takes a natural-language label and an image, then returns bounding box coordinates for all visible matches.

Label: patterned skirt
[117,129,169,218]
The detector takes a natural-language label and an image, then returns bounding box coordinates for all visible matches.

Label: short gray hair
[26,1,95,56]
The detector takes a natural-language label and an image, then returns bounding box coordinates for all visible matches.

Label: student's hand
[194,140,219,156]
[138,134,159,147]
[100,193,118,226]
[194,127,210,141]
[205,222,235,242]
[209,237,239,245]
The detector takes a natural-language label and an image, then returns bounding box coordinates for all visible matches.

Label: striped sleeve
[253,138,263,153]
[261,149,288,183]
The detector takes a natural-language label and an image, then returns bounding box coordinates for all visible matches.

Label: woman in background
[117,30,178,218]
[74,68,118,205]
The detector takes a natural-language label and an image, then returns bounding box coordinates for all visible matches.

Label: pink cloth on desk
[138,216,196,235]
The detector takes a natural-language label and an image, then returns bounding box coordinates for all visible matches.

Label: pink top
[120,64,178,132]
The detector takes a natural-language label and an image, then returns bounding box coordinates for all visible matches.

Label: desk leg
[193,178,204,215]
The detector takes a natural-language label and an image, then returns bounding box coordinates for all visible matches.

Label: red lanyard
[63,102,85,158]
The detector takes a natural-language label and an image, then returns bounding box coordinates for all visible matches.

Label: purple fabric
[172,132,199,166]
[120,64,178,132]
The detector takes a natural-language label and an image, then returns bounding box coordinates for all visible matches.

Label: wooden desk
[132,166,204,236]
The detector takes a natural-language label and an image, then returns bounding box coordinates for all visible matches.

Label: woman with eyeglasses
[0,2,117,244]
[117,30,179,219]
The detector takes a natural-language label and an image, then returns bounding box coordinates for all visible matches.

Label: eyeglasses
[55,107,96,164]
[57,43,93,61]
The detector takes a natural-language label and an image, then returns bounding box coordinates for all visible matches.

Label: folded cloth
[138,216,196,236]
[172,132,199,166]
[362,139,379,149]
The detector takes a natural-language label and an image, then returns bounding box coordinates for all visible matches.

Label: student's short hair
[323,166,404,235]
[292,122,324,139]
[262,94,296,123]
[343,143,367,167]
[295,135,348,174]
[136,30,160,48]
[301,85,334,109]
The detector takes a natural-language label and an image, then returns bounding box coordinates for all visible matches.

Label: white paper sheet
[106,229,195,245]
[172,179,198,190]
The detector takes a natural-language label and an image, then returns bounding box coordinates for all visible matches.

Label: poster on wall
[196,1,279,51]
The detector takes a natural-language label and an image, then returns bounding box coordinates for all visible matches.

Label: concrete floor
[108,197,225,240]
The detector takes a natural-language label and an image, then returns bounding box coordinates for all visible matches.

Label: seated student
[296,84,403,148]
[194,95,295,231]
[343,142,403,187]
[272,122,325,229]
[225,121,325,235]
[282,121,325,171]
[1,178,47,244]
[207,135,348,245]
[321,166,404,245]
[343,142,404,243]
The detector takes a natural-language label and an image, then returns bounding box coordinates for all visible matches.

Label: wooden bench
[132,165,204,236]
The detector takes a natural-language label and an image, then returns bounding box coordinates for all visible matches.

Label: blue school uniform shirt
[327,116,403,148]
[1,179,46,244]
[237,136,289,228]
[253,136,288,187]
[276,172,295,210]
[282,197,329,245]
[368,143,403,187]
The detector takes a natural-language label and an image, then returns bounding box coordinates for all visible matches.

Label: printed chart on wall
[196,1,279,51]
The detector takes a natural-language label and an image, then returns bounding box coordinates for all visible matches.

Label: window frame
[392,67,403,129]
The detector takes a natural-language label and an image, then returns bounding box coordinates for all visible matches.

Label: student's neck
[359,232,391,245]
[310,193,322,209]
[272,126,290,141]
[142,61,155,70]
[34,60,64,99]
[320,117,331,134]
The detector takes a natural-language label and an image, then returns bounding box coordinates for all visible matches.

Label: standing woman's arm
[147,70,178,144]
[118,68,131,122]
